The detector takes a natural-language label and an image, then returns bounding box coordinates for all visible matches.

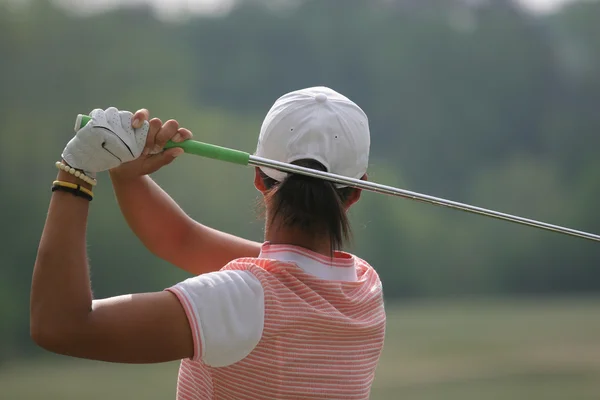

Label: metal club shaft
[74,113,599,243]
[249,155,600,243]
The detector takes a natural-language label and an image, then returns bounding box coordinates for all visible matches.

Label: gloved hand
[61,107,150,177]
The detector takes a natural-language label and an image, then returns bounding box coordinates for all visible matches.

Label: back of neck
[265,223,333,257]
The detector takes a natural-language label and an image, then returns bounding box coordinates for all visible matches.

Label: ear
[254,167,268,193]
[345,173,367,209]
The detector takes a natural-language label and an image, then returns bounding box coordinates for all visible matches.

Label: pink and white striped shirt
[166,243,386,399]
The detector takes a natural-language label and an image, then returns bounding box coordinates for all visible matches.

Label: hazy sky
[55,0,234,17]
[52,0,588,18]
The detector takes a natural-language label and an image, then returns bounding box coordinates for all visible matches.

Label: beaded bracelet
[52,182,93,202]
[55,161,97,187]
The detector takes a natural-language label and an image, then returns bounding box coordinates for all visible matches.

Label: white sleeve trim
[169,270,265,367]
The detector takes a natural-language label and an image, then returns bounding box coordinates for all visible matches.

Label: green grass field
[2,298,599,399]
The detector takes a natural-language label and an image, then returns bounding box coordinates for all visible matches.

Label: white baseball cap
[255,86,370,186]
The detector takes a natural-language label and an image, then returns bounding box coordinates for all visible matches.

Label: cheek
[346,190,362,208]
[254,181,267,193]
[254,177,269,193]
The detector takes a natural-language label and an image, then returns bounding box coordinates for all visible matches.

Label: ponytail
[261,159,355,251]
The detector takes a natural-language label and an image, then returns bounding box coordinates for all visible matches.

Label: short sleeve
[166,270,264,367]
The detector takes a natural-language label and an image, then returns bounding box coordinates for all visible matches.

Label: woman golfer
[31,87,386,399]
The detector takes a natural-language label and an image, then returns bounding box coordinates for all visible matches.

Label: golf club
[76,114,600,243]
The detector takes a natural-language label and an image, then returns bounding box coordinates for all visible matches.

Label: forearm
[110,172,192,261]
[31,170,92,340]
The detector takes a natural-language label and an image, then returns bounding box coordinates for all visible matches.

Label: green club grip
[162,140,250,165]
[75,114,250,166]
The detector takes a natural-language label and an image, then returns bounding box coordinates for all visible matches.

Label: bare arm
[110,172,261,275]
[109,112,261,276]
[31,169,194,363]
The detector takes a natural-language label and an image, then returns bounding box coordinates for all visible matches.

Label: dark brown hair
[260,159,356,251]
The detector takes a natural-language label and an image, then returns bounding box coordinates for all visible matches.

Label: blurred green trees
[0,0,598,361]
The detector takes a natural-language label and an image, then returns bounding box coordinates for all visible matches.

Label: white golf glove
[61,107,149,177]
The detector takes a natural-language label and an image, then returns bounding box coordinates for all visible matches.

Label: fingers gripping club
[76,114,250,166]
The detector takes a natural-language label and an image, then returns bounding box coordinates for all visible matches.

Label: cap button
[315,93,328,103]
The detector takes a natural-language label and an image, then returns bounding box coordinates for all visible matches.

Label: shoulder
[221,257,290,281]
[351,254,381,279]
[175,268,263,293]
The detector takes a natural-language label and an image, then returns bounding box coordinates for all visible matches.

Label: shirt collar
[258,242,358,282]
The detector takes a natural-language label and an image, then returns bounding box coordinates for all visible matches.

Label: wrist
[57,169,94,192]
[57,160,97,187]
[109,168,144,183]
